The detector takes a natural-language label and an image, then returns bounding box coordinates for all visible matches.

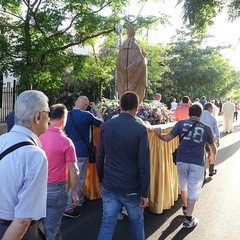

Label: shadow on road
[214,123,240,167]
[216,139,240,166]
[219,122,240,139]
[157,215,184,239]
[156,214,196,240]
[61,197,184,240]
[202,176,213,187]
[144,199,182,239]
[112,198,183,240]
[171,226,195,240]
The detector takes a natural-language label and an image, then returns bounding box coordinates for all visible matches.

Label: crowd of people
[0,89,239,239]
[151,92,237,228]
[0,91,105,240]
[151,93,238,134]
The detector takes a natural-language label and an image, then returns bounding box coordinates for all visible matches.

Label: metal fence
[0,81,17,123]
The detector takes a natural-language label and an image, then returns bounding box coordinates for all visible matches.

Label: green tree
[138,40,171,101]
[0,0,166,97]
[55,28,171,106]
[166,29,240,100]
[178,0,240,32]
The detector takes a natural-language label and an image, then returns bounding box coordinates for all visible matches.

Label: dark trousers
[204,145,215,177]
[0,220,46,239]
[234,112,238,121]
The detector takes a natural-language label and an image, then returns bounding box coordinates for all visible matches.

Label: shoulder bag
[69,111,96,164]
[0,141,34,161]
[172,121,198,165]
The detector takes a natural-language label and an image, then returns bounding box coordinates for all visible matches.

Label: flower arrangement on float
[96,97,173,125]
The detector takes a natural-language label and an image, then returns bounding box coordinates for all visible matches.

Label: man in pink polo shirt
[40,104,79,240]
[174,96,191,121]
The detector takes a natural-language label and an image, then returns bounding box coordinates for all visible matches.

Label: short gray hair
[15,90,49,127]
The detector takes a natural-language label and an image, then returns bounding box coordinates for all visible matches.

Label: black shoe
[78,196,87,207]
[63,211,81,218]
[182,205,187,215]
[209,169,217,177]
[202,178,207,186]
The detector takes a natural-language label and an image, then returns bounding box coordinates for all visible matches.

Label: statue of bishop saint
[116,26,148,103]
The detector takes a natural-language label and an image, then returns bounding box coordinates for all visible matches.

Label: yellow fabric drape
[148,129,179,214]
[82,127,102,199]
[82,126,179,214]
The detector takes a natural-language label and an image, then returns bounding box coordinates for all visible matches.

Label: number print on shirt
[182,123,205,143]
[192,127,204,143]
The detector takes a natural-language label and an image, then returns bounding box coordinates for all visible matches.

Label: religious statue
[116,26,148,103]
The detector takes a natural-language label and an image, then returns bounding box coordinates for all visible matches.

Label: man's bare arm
[89,102,104,122]
[2,218,31,240]
[153,128,174,142]
[68,162,80,208]
[208,144,216,164]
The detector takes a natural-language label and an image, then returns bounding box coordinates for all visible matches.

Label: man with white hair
[152,93,162,107]
[0,90,49,239]
[200,102,220,177]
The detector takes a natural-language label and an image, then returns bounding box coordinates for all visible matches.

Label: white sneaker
[183,217,199,228]
[118,213,124,220]
[121,208,128,217]
[63,211,81,218]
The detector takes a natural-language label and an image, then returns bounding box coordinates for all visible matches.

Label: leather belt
[0,219,40,226]
[47,180,66,186]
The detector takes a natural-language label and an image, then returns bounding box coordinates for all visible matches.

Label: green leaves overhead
[178,0,223,33]
[167,29,239,99]
[1,0,239,103]
[0,0,165,93]
[178,0,240,32]
[228,0,240,21]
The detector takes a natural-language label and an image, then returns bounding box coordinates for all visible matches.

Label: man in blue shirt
[154,105,216,229]
[200,96,207,106]
[200,102,220,177]
[96,91,150,240]
[64,96,103,217]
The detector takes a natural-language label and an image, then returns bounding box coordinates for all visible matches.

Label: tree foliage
[164,29,240,101]
[1,0,239,105]
[178,0,240,32]
[138,40,171,100]
[0,0,166,97]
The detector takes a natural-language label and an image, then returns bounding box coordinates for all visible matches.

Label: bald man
[64,96,104,217]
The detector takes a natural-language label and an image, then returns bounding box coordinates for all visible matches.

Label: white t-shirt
[152,100,162,108]
[171,102,178,111]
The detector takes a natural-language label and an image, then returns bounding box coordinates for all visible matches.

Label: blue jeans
[42,183,67,240]
[98,188,145,240]
[66,157,88,212]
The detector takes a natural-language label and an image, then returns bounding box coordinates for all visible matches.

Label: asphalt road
[61,115,240,240]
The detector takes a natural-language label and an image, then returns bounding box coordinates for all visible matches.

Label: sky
[127,0,240,69]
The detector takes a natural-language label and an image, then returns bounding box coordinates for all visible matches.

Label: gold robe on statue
[116,37,147,103]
